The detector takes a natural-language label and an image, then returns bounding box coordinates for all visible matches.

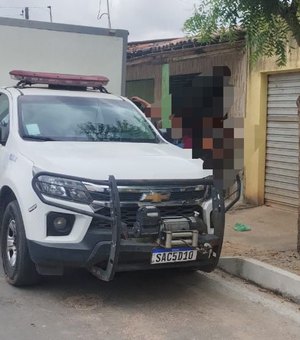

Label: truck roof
[3,87,124,100]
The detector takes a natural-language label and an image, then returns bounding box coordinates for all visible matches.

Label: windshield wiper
[22,135,57,141]
[118,137,159,143]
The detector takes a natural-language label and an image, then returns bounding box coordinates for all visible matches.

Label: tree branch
[278,0,300,45]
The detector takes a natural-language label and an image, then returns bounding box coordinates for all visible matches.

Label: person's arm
[130,96,151,108]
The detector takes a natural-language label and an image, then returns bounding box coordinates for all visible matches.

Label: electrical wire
[30,8,50,12]
[0,6,52,22]
[0,6,47,9]
[0,6,24,9]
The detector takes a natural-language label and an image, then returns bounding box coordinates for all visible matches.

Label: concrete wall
[244,38,300,205]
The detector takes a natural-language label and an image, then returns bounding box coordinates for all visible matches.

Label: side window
[0,93,10,143]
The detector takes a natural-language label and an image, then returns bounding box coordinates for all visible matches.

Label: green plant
[184,0,300,66]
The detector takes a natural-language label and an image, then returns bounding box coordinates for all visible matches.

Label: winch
[158,217,198,248]
[130,205,210,249]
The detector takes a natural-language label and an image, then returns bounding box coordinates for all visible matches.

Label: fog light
[47,212,75,236]
[53,217,67,231]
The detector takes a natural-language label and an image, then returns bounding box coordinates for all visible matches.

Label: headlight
[34,175,92,204]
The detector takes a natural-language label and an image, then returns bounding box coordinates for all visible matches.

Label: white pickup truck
[0,70,239,286]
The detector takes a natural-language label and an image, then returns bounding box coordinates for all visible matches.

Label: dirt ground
[222,205,300,276]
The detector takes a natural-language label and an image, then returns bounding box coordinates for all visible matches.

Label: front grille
[89,190,205,202]
[170,191,204,201]
[90,191,141,202]
[87,182,207,230]
[90,204,200,229]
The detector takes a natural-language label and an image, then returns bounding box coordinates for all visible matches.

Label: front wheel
[0,200,40,286]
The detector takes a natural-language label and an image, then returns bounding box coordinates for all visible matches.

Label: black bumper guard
[32,172,241,281]
[224,175,242,213]
[33,173,122,281]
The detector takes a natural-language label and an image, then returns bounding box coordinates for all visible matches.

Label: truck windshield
[18,95,159,143]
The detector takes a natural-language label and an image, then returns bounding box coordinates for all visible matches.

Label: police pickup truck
[0,70,239,286]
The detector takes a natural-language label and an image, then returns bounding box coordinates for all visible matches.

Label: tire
[200,262,218,273]
[0,200,40,286]
[200,254,222,273]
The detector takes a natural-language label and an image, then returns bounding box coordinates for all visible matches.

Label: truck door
[0,92,10,175]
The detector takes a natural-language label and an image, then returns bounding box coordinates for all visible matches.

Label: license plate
[151,247,197,265]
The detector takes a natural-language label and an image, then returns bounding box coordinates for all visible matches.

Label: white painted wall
[0,25,124,95]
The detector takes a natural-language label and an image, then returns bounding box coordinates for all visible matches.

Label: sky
[0,0,198,41]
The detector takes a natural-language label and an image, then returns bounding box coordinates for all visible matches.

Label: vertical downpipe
[161,64,172,129]
[296,95,300,253]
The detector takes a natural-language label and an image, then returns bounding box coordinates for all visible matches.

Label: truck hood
[19,141,212,181]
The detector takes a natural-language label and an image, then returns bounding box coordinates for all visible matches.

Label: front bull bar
[32,173,122,281]
[32,173,241,281]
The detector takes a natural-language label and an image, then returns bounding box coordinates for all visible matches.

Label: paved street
[0,266,299,340]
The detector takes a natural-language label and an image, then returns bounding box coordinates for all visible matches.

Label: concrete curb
[218,257,300,304]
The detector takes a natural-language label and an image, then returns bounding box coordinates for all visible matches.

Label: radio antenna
[97,0,112,29]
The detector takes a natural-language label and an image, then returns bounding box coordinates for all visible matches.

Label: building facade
[245,38,300,210]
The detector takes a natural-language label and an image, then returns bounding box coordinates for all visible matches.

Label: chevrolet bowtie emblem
[140,192,171,203]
